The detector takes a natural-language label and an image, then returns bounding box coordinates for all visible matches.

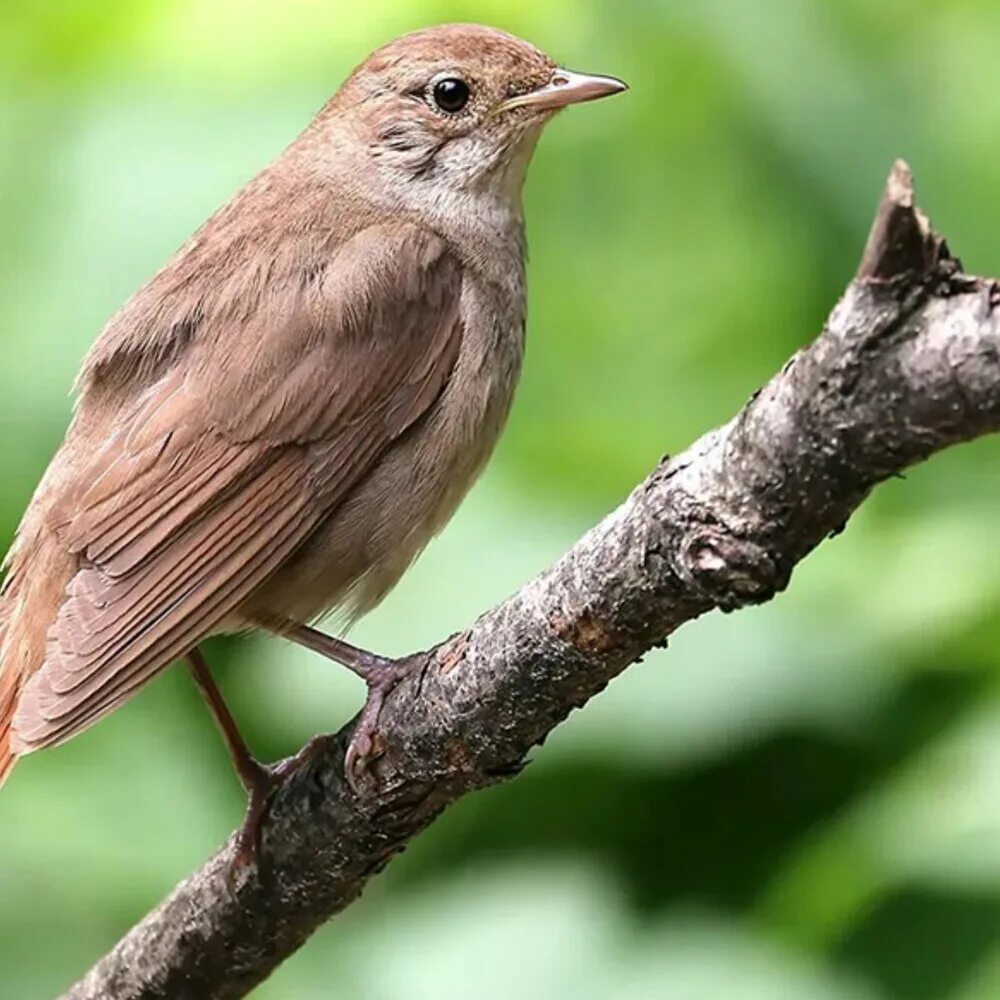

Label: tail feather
[0,525,76,789]
[0,725,16,790]
[0,605,18,790]
[2,462,79,789]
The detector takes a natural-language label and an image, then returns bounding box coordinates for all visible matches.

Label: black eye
[432,78,470,114]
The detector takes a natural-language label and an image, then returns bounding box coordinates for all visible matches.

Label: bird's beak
[497,68,628,115]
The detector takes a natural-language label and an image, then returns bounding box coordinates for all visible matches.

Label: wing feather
[12,223,463,752]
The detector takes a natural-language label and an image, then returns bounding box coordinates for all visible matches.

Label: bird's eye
[432,78,471,114]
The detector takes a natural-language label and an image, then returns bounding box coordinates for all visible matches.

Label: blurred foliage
[2,1,1000,997]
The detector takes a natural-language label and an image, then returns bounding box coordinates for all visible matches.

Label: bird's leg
[270,621,427,792]
[187,647,322,869]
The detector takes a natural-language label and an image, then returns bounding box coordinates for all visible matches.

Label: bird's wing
[13,222,463,752]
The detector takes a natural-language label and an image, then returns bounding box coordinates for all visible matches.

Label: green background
[3,1,1000,997]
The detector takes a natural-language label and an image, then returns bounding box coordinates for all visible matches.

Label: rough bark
[62,162,1000,1000]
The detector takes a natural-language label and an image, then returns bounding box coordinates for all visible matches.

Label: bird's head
[319,24,626,211]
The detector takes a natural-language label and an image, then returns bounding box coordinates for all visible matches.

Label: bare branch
[62,163,1000,1000]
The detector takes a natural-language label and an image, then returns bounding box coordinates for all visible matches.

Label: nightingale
[0,23,626,861]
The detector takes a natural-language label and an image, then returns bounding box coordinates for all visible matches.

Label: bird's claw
[344,652,426,794]
[226,738,328,886]
[225,762,280,889]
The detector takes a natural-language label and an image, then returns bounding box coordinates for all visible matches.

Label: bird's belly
[241,307,523,629]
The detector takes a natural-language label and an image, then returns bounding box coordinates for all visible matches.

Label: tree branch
[62,161,1000,1000]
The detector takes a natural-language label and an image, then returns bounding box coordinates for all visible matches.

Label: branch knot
[677,529,781,611]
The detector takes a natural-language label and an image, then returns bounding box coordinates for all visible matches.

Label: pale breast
[241,266,526,627]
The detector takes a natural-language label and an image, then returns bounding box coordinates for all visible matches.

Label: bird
[0,23,626,863]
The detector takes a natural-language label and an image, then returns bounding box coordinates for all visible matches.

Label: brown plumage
[0,23,625,841]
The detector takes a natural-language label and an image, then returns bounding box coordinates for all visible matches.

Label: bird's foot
[345,651,428,793]
[230,737,328,877]
[232,758,278,873]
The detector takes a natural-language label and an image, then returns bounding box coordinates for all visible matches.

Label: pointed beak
[498,68,628,115]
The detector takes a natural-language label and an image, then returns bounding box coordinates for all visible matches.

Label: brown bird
[0,23,625,860]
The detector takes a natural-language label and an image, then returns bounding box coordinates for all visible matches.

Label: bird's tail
[0,601,19,789]
[0,500,70,790]
[0,724,16,791]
